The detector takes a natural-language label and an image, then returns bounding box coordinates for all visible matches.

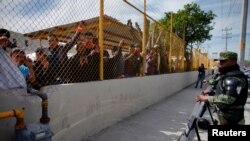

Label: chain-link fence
[0,0,214,90]
[191,48,214,71]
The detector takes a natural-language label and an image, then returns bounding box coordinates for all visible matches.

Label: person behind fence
[86,36,100,81]
[196,51,249,125]
[195,63,206,88]
[110,44,124,79]
[124,45,135,77]
[153,44,161,74]
[103,49,113,79]
[10,48,36,84]
[133,44,143,76]
[146,48,157,75]
[83,31,95,55]
[0,29,26,90]
[68,36,89,83]
[115,39,125,78]
[46,24,83,82]
[32,48,59,89]
[160,51,168,74]
[0,28,16,53]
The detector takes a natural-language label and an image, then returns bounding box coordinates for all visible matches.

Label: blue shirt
[18,65,30,79]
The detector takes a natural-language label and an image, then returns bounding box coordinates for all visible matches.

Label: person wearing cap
[196,51,248,125]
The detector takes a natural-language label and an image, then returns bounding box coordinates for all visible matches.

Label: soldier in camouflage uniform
[196,51,248,125]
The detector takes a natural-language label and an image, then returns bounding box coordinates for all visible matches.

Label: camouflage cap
[219,51,237,61]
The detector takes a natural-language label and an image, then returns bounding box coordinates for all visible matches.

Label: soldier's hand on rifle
[196,94,208,102]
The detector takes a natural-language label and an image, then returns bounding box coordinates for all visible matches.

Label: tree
[160,3,216,70]
[244,60,250,67]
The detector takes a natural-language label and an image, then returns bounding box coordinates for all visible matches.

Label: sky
[197,0,250,61]
[127,0,250,60]
[0,0,249,60]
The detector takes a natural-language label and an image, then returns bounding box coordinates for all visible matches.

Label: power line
[221,0,224,30]
[221,0,238,28]
[222,27,232,51]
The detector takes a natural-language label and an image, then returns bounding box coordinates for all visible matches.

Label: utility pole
[239,0,248,67]
[222,27,232,51]
[249,48,250,60]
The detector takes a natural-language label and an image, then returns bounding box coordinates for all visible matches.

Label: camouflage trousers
[215,111,245,125]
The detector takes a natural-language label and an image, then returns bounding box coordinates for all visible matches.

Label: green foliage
[160,3,216,48]
[244,60,250,66]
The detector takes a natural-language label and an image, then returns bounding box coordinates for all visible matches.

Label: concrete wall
[0,71,197,141]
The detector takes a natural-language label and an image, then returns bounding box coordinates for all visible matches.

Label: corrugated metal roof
[24,15,142,52]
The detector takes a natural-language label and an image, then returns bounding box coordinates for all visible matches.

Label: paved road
[83,84,250,141]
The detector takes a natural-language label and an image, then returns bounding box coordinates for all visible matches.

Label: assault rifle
[178,101,217,141]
